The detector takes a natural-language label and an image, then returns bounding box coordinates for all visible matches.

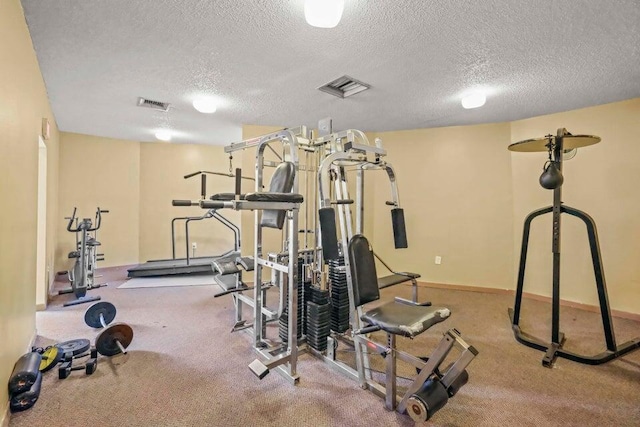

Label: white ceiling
[21,0,640,145]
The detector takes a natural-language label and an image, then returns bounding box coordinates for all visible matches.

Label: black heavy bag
[8,352,42,394]
[10,372,43,413]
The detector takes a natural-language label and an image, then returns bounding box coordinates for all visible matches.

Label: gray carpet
[9,268,640,426]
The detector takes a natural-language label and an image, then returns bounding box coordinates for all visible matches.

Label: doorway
[36,136,48,310]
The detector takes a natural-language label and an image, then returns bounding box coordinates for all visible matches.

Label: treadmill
[126,252,239,278]
[128,187,242,278]
[128,170,248,279]
[127,204,241,278]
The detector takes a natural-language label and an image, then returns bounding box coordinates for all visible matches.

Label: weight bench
[349,234,477,422]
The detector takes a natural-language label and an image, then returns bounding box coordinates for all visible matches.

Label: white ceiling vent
[137,97,170,111]
[318,75,370,98]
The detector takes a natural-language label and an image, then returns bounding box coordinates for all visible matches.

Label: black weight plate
[39,346,62,372]
[95,323,133,356]
[56,339,91,357]
[85,301,117,328]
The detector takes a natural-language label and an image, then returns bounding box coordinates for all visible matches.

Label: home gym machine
[315,128,477,421]
[208,123,477,421]
[201,128,307,384]
[60,207,108,306]
[508,128,640,367]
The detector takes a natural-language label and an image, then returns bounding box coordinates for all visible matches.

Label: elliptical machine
[59,207,108,307]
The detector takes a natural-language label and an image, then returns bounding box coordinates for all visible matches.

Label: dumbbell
[58,348,98,379]
[84,301,134,356]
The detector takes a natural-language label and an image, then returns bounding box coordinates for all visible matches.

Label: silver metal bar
[262,352,291,370]
[356,168,364,234]
[256,258,290,273]
[334,172,370,385]
[440,347,476,389]
[318,151,361,207]
[287,208,300,376]
[384,163,401,208]
[235,294,278,319]
[345,141,387,156]
[255,348,300,385]
[115,339,127,355]
[385,333,397,410]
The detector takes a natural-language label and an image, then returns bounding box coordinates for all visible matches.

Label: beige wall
[56,133,140,270]
[370,123,515,290]
[510,98,640,314]
[138,142,243,262]
[56,134,246,268]
[0,0,60,419]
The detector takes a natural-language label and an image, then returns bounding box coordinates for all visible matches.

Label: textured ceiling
[21,0,640,145]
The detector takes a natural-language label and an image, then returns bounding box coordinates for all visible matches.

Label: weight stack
[306,286,330,351]
[328,257,350,333]
[279,257,305,344]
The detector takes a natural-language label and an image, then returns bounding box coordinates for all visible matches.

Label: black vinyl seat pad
[361,303,450,338]
[211,193,246,201]
[245,192,303,203]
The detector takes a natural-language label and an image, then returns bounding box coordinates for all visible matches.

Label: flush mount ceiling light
[304,0,344,28]
[461,92,487,109]
[192,97,217,114]
[155,129,172,141]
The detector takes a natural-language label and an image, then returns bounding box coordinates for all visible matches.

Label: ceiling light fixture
[304,0,344,28]
[192,97,218,114]
[461,92,487,109]
[155,129,172,141]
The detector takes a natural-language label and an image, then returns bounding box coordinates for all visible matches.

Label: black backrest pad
[391,208,408,249]
[348,234,380,307]
[261,162,296,229]
[319,207,340,261]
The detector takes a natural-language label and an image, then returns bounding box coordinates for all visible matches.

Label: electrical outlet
[192,242,197,249]
[435,256,442,265]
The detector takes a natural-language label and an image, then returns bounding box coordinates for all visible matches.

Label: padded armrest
[210,193,246,201]
[378,272,420,289]
[244,192,304,203]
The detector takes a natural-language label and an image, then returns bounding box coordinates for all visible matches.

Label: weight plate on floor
[84,301,117,328]
[39,346,61,372]
[56,339,91,357]
[95,323,133,357]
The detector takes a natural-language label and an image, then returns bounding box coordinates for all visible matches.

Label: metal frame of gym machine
[205,127,310,384]
[208,124,475,419]
[313,128,476,416]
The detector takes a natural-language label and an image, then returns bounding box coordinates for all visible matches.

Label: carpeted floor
[9,267,640,427]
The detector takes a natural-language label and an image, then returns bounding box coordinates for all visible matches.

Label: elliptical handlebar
[66,207,107,232]
[92,207,108,232]
[66,207,79,232]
